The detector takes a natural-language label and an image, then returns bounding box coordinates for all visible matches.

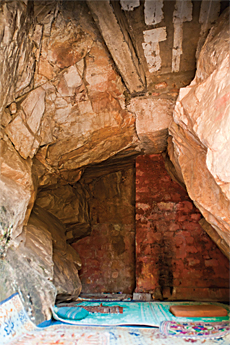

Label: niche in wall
[72,157,136,294]
[73,154,229,301]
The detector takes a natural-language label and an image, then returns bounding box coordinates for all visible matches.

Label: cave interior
[0,0,229,325]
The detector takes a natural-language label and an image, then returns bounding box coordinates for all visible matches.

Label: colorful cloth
[8,323,230,345]
[51,301,230,327]
[0,293,36,344]
[160,321,230,339]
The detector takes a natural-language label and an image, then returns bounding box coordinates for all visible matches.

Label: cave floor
[9,322,230,345]
[4,293,230,344]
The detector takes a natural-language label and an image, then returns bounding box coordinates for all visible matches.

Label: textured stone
[0,249,56,325]
[0,1,38,113]
[21,87,46,134]
[9,102,17,115]
[57,66,82,97]
[31,206,82,298]
[0,137,33,244]
[169,8,230,249]
[35,34,138,173]
[47,11,94,69]
[5,114,39,159]
[128,97,175,153]
[1,108,12,127]
[38,56,55,80]
[36,183,90,242]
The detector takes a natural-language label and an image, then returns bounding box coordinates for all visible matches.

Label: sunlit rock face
[0,205,82,324]
[32,2,139,189]
[169,8,230,250]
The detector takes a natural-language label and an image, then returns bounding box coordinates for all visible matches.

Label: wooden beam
[87,0,145,94]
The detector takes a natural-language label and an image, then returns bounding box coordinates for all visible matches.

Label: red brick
[176,201,194,213]
[169,223,180,231]
[190,213,202,221]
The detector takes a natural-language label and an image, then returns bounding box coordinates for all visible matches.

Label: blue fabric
[53,306,89,321]
[52,301,230,327]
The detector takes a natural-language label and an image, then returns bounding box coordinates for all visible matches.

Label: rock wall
[0,205,82,324]
[136,154,229,301]
[169,7,230,254]
[36,182,91,243]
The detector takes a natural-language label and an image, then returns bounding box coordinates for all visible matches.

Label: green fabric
[52,301,230,327]
[53,306,89,321]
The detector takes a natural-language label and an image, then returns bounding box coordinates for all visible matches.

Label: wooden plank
[87,0,145,94]
[170,305,228,317]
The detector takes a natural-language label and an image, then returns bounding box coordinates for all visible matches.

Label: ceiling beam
[87,0,145,94]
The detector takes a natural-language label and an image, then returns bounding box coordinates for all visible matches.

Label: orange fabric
[169,305,228,317]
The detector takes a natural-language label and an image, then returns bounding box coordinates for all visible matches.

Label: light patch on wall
[120,0,140,11]
[196,0,220,58]
[172,0,192,73]
[142,27,167,73]
[144,0,164,26]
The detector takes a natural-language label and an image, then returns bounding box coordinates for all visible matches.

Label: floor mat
[0,293,36,344]
[7,323,230,345]
[52,301,230,327]
[160,321,230,339]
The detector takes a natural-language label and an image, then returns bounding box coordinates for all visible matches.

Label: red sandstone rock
[169,9,230,252]
[155,81,167,89]
[128,97,175,154]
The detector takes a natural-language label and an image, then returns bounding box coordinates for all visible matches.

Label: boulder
[169,8,230,252]
[0,137,33,248]
[0,205,82,325]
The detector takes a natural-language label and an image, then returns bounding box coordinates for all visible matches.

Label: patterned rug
[52,301,230,327]
[160,321,230,339]
[0,293,36,344]
[7,323,230,345]
[1,293,230,345]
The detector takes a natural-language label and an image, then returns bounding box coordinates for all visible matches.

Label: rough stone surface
[0,249,56,325]
[32,206,82,299]
[169,8,230,250]
[0,207,56,324]
[31,6,139,185]
[5,114,40,159]
[0,204,82,324]
[0,137,33,246]
[36,183,90,243]
[128,97,175,153]
[136,154,229,301]
[0,1,39,113]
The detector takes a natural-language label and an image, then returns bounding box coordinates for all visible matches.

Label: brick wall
[72,154,229,300]
[136,154,229,301]
[72,166,135,294]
